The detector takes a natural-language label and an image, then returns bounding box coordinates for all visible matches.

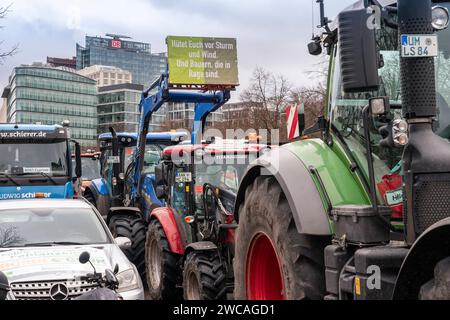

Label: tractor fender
[393,217,450,300]
[107,207,143,226]
[150,207,186,255]
[87,178,111,217]
[185,242,218,255]
[234,147,331,236]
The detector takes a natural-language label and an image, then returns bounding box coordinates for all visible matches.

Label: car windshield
[330,11,450,184]
[73,157,101,181]
[0,207,110,247]
[0,142,68,177]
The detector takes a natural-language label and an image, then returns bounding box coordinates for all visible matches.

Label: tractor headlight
[116,267,140,293]
[393,119,409,147]
[432,6,449,30]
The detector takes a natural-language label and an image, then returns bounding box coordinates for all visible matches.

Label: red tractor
[146,139,271,300]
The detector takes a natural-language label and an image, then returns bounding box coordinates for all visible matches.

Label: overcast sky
[0,0,356,99]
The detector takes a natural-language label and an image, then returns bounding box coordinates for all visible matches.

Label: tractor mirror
[156,185,167,200]
[338,8,379,93]
[155,163,167,186]
[74,141,82,179]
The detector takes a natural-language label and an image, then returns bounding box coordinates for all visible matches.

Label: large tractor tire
[183,251,226,300]
[145,220,182,300]
[234,176,329,300]
[419,257,450,300]
[108,215,147,282]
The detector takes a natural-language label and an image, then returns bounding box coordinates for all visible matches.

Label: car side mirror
[338,7,379,93]
[0,271,10,300]
[156,185,168,200]
[115,237,132,249]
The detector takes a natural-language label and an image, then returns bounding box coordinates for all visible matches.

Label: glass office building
[77,35,167,86]
[97,83,167,134]
[2,65,98,149]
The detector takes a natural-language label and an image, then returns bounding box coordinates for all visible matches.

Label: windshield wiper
[0,172,19,186]
[18,172,59,185]
[23,241,84,247]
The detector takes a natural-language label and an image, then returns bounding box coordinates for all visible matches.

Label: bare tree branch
[0,3,18,64]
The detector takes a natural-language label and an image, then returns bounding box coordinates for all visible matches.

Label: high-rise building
[1,64,98,149]
[97,83,166,134]
[0,99,7,122]
[47,56,77,69]
[78,65,132,87]
[150,52,167,81]
[76,34,167,86]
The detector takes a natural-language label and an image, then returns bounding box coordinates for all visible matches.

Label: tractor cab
[83,131,187,218]
[72,151,101,195]
[148,139,270,299]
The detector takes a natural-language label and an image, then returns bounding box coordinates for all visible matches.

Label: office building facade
[78,65,132,87]
[97,83,166,134]
[2,65,98,149]
[76,34,166,86]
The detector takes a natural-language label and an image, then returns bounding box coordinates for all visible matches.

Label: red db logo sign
[111,40,122,49]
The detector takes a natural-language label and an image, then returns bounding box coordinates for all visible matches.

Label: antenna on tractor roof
[316,0,331,33]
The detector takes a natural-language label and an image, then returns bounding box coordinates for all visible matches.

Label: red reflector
[195,185,203,194]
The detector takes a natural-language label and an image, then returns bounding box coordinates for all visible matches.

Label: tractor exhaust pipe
[398,0,450,244]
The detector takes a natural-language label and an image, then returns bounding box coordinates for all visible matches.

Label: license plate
[107,156,120,164]
[401,34,438,58]
[175,172,192,183]
[386,189,403,206]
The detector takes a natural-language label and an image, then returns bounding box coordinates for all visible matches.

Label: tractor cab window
[331,11,450,200]
[171,166,188,217]
[193,153,254,216]
[143,145,164,174]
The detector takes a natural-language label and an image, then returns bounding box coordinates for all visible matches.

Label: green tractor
[233,0,450,300]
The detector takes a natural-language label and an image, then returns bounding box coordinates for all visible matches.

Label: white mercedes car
[0,199,144,300]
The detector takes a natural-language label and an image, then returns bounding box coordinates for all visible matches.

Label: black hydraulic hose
[143,74,164,98]
[109,127,122,200]
[362,106,397,232]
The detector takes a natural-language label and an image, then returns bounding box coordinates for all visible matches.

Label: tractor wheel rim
[186,271,201,300]
[246,232,284,300]
[148,238,162,289]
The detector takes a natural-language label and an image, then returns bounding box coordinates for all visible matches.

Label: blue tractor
[82,129,186,277]
[0,123,82,200]
[103,74,232,281]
